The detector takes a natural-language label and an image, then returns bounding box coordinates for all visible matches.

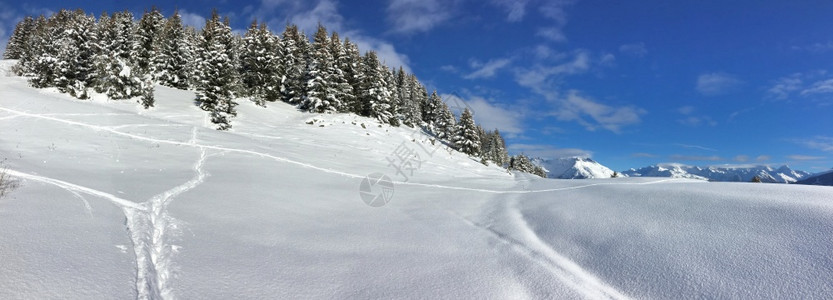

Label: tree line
[4,7,545,176]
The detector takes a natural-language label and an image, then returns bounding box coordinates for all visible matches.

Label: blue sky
[1,0,832,172]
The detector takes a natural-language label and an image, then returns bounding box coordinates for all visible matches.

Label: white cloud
[508,143,592,159]
[792,41,833,53]
[787,155,826,161]
[677,116,717,127]
[799,136,833,152]
[536,27,567,42]
[618,42,647,57]
[675,144,717,152]
[550,91,646,133]
[515,50,591,92]
[734,155,749,162]
[801,78,833,96]
[492,0,529,22]
[756,155,771,162]
[677,105,695,115]
[177,9,206,29]
[464,58,512,79]
[386,0,452,34]
[460,96,524,136]
[767,74,803,100]
[669,155,723,161]
[348,33,411,72]
[696,72,742,96]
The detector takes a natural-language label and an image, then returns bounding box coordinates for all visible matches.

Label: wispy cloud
[631,152,657,158]
[756,155,771,162]
[766,71,833,103]
[386,0,452,34]
[734,155,749,162]
[796,136,833,152]
[179,9,206,29]
[675,143,717,152]
[464,58,513,79]
[792,41,833,53]
[492,0,529,22]
[618,42,647,57]
[445,94,525,137]
[670,155,723,161]
[534,0,575,42]
[550,91,646,133]
[677,116,717,127]
[787,155,826,161]
[696,72,742,96]
[508,143,592,159]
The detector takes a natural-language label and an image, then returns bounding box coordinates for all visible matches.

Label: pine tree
[195,10,238,130]
[434,101,456,140]
[422,90,442,132]
[28,10,70,89]
[134,7,164,78]
[279,24,308,104]
[452,108,481,156]
[4,16,35,60]
[359,51,394,123]
[300,24,341,113]
[384,66,400,126]
[241,20,279,106]
[157,10,192,89]
[47,9,97,99]
[341,38,364,114]
[329,32,354,113]
[93,11,145,101]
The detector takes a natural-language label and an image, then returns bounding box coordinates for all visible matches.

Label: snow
[1,60,833,299]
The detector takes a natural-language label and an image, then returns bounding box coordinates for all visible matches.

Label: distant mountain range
[531,157,617,179]
[794,170,833,186]
[622,164,810,183]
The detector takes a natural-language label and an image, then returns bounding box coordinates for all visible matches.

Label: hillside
[2,60,833,299]
[795,170,833,186]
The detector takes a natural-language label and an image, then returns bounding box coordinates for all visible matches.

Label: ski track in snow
[1,106,697,299]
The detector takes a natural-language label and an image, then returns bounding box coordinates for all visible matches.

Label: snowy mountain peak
[622,164,810,183]
[532,157,618,179]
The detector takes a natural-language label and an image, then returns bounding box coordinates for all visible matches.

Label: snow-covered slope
[2,60,833,299]
[795,169,833,186]
[533,157,618,179]
[622,164,810,183]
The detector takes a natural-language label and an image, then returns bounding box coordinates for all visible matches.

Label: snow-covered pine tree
[157,10,192,89]
[452,108,481,156]
[329,32,354,113]
[300,24,341,113]
[509,154,547,177]
[134,7,164,78]
[93,11,146,101]
[14,15,47,76]
[241,20,278,106]
[195,10,238,130]
[403,74,426,127]
[384,66,400,126]
[341,38,364,114]
[28,10,70,89]
[434,101,457,140]
[491,129,510,166]
[50,9,96,99]
[359,51,395,124]
[422,90,441,132]
[393,66,408,123]
[279,24,308,105]
[4,16,35,60]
